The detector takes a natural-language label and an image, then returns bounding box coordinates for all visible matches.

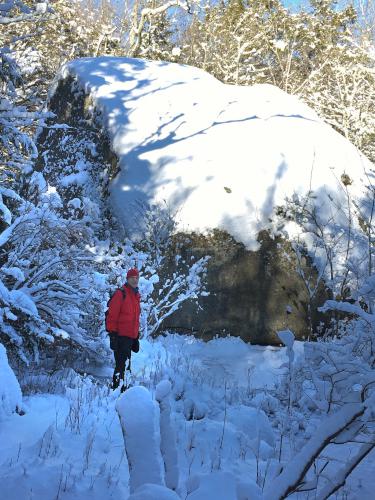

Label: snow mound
[128,483,180,500]
[56,57,371,250]
[156,379,172,401]
[115,385,165,492]
[224,405,275,447]
[237,479,262,500]
[186,471,237,500]
[0,343,22,420]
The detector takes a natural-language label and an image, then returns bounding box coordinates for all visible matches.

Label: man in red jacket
[106,268,141,391]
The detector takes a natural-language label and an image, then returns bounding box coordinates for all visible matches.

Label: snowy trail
[0,335,374,500]
[91,335,291,391]
[197,344,289,389]
[151,335,301,390]
[1,335,373,499]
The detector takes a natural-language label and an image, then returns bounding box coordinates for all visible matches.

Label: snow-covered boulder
[50,57,369,248]
[115,385,165,493]
[46,57,371,343]
[0,343,22,420]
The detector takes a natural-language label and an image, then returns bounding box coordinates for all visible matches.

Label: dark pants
[112,336,133,389]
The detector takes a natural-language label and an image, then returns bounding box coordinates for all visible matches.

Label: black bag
[105,288,126,332]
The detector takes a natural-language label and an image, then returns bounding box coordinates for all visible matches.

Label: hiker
[106,268,141,391]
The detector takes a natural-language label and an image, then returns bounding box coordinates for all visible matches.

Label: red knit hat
[127,268,139,279]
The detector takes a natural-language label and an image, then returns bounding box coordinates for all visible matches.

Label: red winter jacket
[106,284,141,339]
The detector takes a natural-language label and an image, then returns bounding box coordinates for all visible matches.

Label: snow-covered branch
[320,300,375,325]
[143,256,209,338]
[319,441,375,499]
[265,403,367,499]
[129,0,193,57]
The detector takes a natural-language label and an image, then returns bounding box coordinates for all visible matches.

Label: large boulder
[162,229,328,344]
[42,57,371,343]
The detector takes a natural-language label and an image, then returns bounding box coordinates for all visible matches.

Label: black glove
[132,335,140,353]
[109,332,118,351]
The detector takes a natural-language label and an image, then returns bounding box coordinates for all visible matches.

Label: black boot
[112,372,120,390]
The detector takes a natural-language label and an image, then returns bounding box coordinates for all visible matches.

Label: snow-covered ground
[54,57,371,251]
[1,335,373,499]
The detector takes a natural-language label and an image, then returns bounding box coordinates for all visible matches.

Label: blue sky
[106,0,356,21]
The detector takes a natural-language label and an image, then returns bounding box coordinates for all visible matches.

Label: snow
[0,334,373,499]
[0,390,130,499]
[35,2,47,14]
[273,40,288,51]
[52,328,70,339]
[0,343,22,420]
[156,380,179,490]
[263,402,366,500]
[223,406,275,447]
[156,379,172,401]
[67,197,82,209]
[0,193,12,224]
[116,385,165,493]
[30,171,48,193]
[236,479,262,500]
[56,57,371,250]
[277,329,295,363]
[1,266,25,282]
[59,171,89,187]
[129,483,180,500]
[181,334,303,390]
[10,289,39,317]
[277,329,295,348]
[187,471,238,500]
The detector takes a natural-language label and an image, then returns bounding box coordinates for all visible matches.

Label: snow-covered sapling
[276,329,295,461]
[156,379,179,491]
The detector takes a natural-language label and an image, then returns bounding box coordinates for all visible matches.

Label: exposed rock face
[42,63,330,345]
[162,230,328,344]
[37,75,119,189]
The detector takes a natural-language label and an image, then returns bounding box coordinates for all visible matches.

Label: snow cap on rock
[58,57,372,252]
